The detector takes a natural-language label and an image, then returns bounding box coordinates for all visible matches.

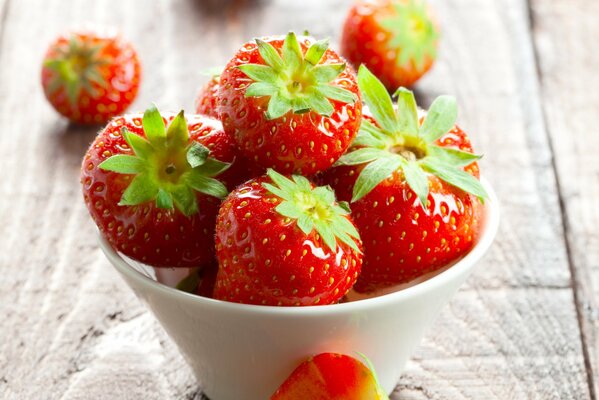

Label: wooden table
[1,0,597,398]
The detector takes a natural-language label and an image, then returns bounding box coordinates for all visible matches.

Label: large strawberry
[271,353,388,400]
[194,68,221,119]
[219,32,362,175]
[214,169,362,306]
[81,105,249,268]
[42,28,141,124]
[341,0,439,90]
[322,66,486,292]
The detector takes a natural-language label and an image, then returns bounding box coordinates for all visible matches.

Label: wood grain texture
[530,0,599,397]
[0,0,593,398]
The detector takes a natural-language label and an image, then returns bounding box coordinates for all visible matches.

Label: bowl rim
[100,176,500,316]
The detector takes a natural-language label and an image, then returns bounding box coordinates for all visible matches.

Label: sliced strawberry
[271,353,388,400]
[322,66,486,291]
[81,106,249,268]
[341,0,439,90]
[214,169,362,306]
[219,32,362,175]
[42,28,141,124]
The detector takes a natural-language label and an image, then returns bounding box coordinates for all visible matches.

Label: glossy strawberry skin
[218,36,362,175]
[81,114,250,268]
[214,177,363,306]
[271,353,386,400]
[195,77,220,119]
[42,29,141,125]
[341,0,437,90]
[322,125,482,292]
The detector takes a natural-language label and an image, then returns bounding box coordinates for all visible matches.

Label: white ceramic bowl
[100,178,499,400]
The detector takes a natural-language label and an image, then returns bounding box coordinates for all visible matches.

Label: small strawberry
[81,105,249,268]
[194,68,222,119]
[42,28,141,124]
[322,66,486,292]
[214,169,362,306]
[219,32,362,175]
[271,353,388,400]
[341,0,439,90]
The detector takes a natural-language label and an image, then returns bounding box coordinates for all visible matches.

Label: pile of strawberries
[45,1,485,308]
[41,0,490,397]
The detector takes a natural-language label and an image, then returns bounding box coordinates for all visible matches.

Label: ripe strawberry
[214,169,362,306]
[194,68,221,119]
[271,353,388,400]
[322,66,486,292]
[81,105,250,268]
[42,28,141,124]
[341,0,439,90]
[219,32,362,175]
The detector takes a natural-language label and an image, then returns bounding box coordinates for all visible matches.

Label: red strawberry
[42,28,141,124]
[341,0,439,91]
[214,169,363,306]
[322,66,486,292]
[219,32,362,175]
[271,353,388,400]
[81,105,250,268]
[194,68,221,119]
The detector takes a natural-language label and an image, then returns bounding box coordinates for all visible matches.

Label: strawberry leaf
[119,173,159,206]
[255,39,284,71]
[156,188,174,209]
[352,155,404,202]
[419,95,457,143]
[187,172,228,200]
[142,104,166,144]
[99,155,145,174]
[187,142,210,168]
[122,128,153,160]
[421,158,487,201]
[428,146,482,167]
[394,87,419,136]
[357,65,398,134]
[304,38,329,66]
[335,147,389,166]
[403,160,429,207]
[166,110,189,149]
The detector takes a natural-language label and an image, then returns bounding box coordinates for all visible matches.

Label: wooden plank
[0,0,591,399]
[530,0,599,397]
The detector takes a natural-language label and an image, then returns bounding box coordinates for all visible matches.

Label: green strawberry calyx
[378,0,439,69]
[44,34,112,108]
[99,105,230,216]
[238,31,358,120]
[336,65,487,207]
[263,169,361,253]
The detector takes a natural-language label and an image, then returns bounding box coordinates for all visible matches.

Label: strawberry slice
[271,353,389,400]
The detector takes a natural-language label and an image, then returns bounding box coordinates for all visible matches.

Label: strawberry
[341,0,439,90]
[214,169,362,306]
[322,66,486,292]
[271,353,388,400]
[42,28,141,124]
[194,68,221,119]
[219,32,362,175]
[81,105,250,268]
